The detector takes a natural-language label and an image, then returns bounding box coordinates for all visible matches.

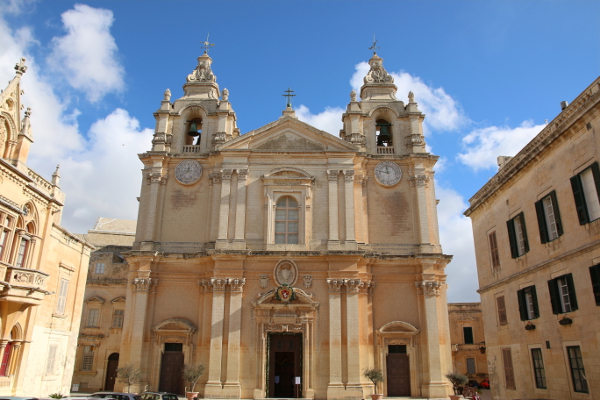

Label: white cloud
[458,120,545,171]
[350,61,468,134]
[47,4,124,103]
[436,185,480,303]
[295,104,344,135]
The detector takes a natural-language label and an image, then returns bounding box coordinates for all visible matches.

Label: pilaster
[233,169,248,248]
[327,170,340,248]
[205,278,227,392]
[216,169,232,248]
[326,279,344,398]
[224,278,246,396]
[343,170,356,244]
[345,279,363,394]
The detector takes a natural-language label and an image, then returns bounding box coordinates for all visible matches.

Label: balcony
[1,265,50,304]
[377,146,394,154]
[182,145,201,153]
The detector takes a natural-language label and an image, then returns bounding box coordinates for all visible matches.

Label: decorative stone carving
[274,260,298,286]
[408,174,430,187]
[259,274,269,289]
[326,278,344,293]
[152,132,167,145]
[348,132,366,145]
[264,324,305,333]
[163,89,171,101]
[14,58,27,76]
[408,91,415,103]
[236,169,248,180]
[343,169,355,181]
[364,54,394,84]
[209,173,222,185]
[346,279,363,293]
[147,172,167,185]
[211,278,228,292]
[187,54,216,83]
[222,88,229,101]
[229,278,246,292]
[132,278,157,292]
[327,170,339,180]
[350,90,357,102]
[358,281,373,295]
[220,169,233,180]
[355,171,368,186]
[415,280,441,296]
[405,133,425,148]
[303,274,312,289]
[213,131,232,144]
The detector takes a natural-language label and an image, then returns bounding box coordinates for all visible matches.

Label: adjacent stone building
[0,59,92,396]
[71,218,135,392]
[114,49,454,398]
[448,303,488,379]
[465,77,600,399]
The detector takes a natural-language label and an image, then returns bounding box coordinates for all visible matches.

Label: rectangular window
[45,345,57,375]
[497,295,508,325]
[81,345,94,371]
[517,285,539,320]
[535,191,563,243]
[488,231,500,268]
[466,357,476,374]
[87,308,99,327]
[15,238,28,268]
[507,212,529,258]
[571,162,600,224]
[0,230,8,261]
[590,264,600,306]
[94,263,105,274]
[55,278,69,315]
[502,348,516,390]
[548,274,578,314]
[275,196,299,244]
[567,346,588,393]
[112,309,124,328]
[531,348,546,389]
[463,327,474,344]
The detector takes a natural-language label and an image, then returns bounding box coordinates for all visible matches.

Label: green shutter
[519,212,530,253]
[507,219,518,258]
[531,286,540,318]
[566,274,578,311]
[549,191,563,236]
[517,289,527,321]
[548,279,560,314]
[591,162,600,204]
[571,175,589,225]
[589,265,600,306]
[535,199,548,244]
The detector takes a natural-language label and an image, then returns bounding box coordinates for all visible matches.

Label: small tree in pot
[445,371,468,398]
[363,368,384,400]
[183,363,205,400]
[115,363,142,393]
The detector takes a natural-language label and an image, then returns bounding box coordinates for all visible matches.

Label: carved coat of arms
[275,284,295,303]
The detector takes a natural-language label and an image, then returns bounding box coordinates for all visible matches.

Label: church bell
[187,121,199,137]
[377,123,392,145]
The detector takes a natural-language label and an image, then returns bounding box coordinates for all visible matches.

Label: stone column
[233,169,248,246]
[327,170,340,246]
[209,173,222,242]
[410,167,431,249]
[224,278,245,396]
[216,169,233,247]
[345,279,363,395]
[140,161,166,246]
[326,279,344,398]
[343,170,356,243]
[415,279,448,398]
[205,278,228,394]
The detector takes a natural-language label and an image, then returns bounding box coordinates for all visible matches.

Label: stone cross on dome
[282,88,296,108]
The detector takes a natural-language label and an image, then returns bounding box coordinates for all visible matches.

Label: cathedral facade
[118,50,452,398]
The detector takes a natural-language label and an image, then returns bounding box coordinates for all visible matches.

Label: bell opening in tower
[376,119,392,147]
[186,118,202,146]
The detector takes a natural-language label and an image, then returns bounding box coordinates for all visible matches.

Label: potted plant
[363,368,384,400]
[183,363,205,400]
[445,371,468,399]
[115,363,142,393]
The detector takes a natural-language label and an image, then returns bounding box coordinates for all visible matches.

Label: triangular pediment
[220,116,357,152]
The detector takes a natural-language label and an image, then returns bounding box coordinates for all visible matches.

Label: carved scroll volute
[415,280,441,296]
[133,278,157,292]
[326,278,344,293]
[211,278,228,292]
[229,278,246,292]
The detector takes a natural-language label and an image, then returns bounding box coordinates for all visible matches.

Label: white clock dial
[174,160,202,184]
[374,161,402,187]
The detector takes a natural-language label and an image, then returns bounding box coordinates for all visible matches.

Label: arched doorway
[104,353,119,390]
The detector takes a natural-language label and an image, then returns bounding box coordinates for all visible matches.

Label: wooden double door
[268,333,302,398]
[386,346,410,396]
[159,343,185,395]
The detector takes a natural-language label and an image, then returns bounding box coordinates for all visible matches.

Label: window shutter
[531,286,540,318]
[571,175,589,225]
[506,219,518,258]
[535,199,549,244]
[565,273,578,311]
[519,212,530,253]
[548,279,560,314]
[549,191,563,236]
[497,296,508,325]
[591,162,600,203]
[502,348,516,390]
[517,289,527,321]
[590,265,600,306]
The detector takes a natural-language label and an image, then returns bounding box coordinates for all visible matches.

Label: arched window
[0,214,13,262]
[15,223,34,269]
[186,118,202,146]
[275,196,299,244]
[376,119,392,147]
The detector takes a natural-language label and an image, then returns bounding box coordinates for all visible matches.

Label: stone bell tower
[340,52,426,156]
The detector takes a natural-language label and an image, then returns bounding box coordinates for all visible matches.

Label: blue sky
[1,0,598,302]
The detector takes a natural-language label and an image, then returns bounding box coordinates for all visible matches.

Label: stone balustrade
[4,266,49,291]
[182,145,201,153]
[377,146,394,154]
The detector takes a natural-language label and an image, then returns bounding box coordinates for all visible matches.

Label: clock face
[374,161,402,187]
[174,160,202,185]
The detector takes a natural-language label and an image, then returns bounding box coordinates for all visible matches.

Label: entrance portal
[159,343,184,395]
[386,345,410,396]
[268,333,302,398]
[104,353,119,390]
